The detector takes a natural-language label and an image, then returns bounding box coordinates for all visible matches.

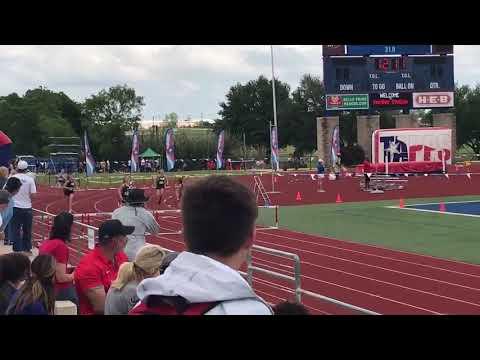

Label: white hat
[17,160,28,170]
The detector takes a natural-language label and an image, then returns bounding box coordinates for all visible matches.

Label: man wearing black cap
[74,219,134,315]
[112,188,161,261]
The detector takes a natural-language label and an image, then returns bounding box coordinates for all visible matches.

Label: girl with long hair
[105,244,165,315]
[39,212,78,307]
[7,254,56,315]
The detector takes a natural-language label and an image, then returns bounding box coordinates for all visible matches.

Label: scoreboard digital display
[322,45,454,56]
[346,45,433,56]
[323,55,454,95]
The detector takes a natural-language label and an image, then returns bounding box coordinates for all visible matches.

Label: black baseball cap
[98,219,135,244]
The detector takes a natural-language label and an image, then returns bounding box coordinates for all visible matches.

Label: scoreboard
[323,45,454,111]
[324,56,454,93]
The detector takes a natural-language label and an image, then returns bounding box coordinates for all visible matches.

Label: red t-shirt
[39,239,71,291]
[74,247,128,315]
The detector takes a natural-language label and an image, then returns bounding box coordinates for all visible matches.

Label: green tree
[163,112,178,128]
[217,75,292,149]
[82,84,144,131]
[286,74,325,154]
[455,84,480,154]
[23,87,82,135]
[0,89,80,156]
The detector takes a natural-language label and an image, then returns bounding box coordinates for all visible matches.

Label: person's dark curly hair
[49,212,74,242]
[273,301,310,315]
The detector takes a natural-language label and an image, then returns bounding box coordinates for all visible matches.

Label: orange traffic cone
[399,198,405,208]
[336,193,343,203]
[296,192,302,201]
[439,202,446,212]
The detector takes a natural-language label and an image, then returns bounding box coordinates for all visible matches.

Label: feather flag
[216,130,225,170]
[270,125,279,171]
[130,129,140,172]
[83,131,96,177]
[165,128,176,171]
[331,125,340,166]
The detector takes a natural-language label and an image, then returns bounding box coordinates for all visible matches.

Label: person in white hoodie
[131,175,273,315]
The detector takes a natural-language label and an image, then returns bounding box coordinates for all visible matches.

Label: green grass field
[274,195,480,264]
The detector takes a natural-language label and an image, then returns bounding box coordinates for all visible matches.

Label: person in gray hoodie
[132,176,273,315]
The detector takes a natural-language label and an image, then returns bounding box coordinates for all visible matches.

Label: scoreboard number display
[322,45,454,110]
[323,55,454,109]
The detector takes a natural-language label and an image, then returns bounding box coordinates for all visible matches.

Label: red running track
[33,184,480,315]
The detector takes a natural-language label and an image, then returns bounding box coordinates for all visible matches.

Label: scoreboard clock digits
[374,57,407,72]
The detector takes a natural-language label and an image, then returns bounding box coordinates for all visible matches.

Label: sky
[0,45,478,122]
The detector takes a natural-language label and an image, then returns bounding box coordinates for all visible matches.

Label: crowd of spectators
[0,160,310,315]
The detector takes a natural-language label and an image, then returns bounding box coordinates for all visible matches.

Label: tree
[455,84,480,154]
[23,87,83,135]
[286,74,325,155]
[0,88,79,156]
[217,75,292,149]
[164,112,178,128]
[82,84,145,131]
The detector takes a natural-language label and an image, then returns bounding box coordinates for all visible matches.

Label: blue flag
[83,131,96,177]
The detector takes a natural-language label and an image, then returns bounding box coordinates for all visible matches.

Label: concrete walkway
[0,244,39,260]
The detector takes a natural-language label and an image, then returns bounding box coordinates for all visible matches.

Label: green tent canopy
[139,147,161,158]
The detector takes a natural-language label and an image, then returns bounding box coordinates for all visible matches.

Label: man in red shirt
[74,219,134,315]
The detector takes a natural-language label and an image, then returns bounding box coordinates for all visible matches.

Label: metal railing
[247,245,302,303]
[33,208,380,315]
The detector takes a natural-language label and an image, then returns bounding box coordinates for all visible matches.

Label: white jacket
[136,251,273,315]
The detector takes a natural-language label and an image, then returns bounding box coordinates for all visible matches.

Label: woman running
[63,174,75,213]
[176,177,184,207]
[118,176,131,206]
[153,170,167,206]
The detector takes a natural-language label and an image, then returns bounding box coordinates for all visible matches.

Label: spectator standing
[131,176,273,315]
[0,166,8,190]
[1,178,22,245]
[0,190,12,244]
[9,160,37,255]
[74,220,133,315]
[316,159,325,175]
[112,189,161,260]
[39,212,78,307]
[6,254,56,315]
[0,253,31,314]
[105,244,165,315]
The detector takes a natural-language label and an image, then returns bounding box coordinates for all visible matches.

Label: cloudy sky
[0,45,478,122]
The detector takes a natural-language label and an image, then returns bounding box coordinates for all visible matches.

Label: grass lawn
[276,195,480,264]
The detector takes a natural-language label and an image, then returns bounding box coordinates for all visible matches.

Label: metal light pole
[271,45,278,128]
[267,45,281,194]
